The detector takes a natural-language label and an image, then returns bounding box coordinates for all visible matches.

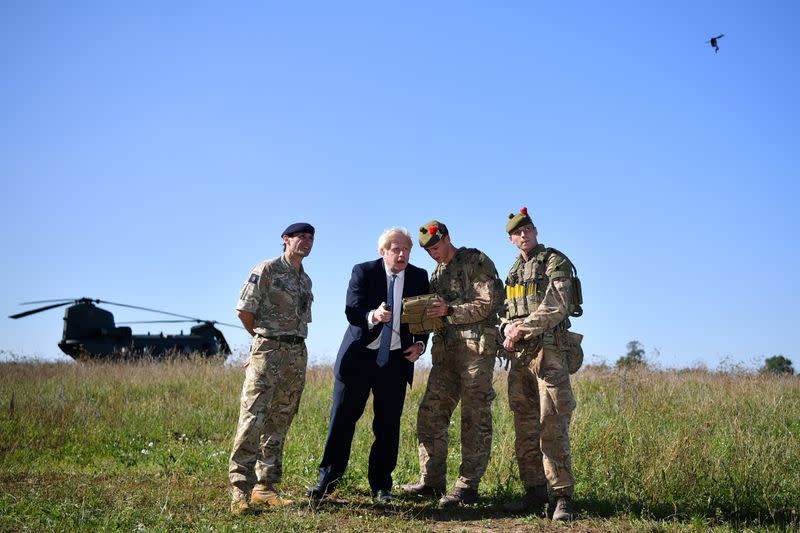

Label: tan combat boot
[437,487,479,508]
[230,488,253,515]
[400,481,445,498]
[250,483,294,508]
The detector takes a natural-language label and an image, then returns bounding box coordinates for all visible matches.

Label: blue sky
[2,1,798,369]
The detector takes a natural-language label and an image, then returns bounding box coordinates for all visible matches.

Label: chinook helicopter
[9,298,242,360]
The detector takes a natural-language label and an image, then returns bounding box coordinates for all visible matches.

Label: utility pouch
[401,294,444,334]
[563,330,584,373]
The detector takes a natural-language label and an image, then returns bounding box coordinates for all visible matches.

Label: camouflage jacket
[236,254,313,338]
[500,244,574,340]
[431,247,503,331]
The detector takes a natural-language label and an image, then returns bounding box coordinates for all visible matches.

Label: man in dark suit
[306,227,430,504]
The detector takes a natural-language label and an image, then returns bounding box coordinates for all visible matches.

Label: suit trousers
[317,348,409,493]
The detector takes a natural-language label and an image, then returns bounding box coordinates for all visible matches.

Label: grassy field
[1,356,798,532]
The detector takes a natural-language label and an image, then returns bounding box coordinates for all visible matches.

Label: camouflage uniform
[229,255,313,495]
[501,244,576,497]
[416,247,501,490]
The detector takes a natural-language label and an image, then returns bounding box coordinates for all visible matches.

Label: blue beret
[282,222,315,237]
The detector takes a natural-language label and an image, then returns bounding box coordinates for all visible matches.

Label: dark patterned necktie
[377,274,397,367]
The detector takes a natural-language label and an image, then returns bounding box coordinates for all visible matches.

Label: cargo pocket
[542,381,576,417]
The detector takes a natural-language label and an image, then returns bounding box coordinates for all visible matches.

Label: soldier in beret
[401,220,504,508]
[500,208,580,521]
[228,222,315,515]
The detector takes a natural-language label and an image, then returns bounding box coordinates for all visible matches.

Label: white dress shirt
[366,264,404,351]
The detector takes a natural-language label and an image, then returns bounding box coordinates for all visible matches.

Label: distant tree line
[613,341,793,375]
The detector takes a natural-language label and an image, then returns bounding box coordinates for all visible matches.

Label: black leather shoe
[305,481,334,500]
[400,482,445,498]
[372,489,393,506]
[438,487,479,508]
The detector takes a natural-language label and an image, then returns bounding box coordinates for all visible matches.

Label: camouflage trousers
[416,331,496,490]
[508,331,576,495]
[228,336,308,492]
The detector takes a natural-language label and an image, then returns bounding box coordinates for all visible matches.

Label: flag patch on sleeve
[248,274,260,284]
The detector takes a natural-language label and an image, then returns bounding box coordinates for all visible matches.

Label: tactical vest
[504,247,585,373]
[504,247,583,323]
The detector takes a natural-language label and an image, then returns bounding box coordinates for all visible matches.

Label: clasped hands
[503,321,525,352]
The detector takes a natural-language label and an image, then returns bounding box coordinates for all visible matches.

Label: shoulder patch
[248,273,260,284]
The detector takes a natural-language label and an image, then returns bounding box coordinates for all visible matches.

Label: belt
[262,335,305,345]
[439,326,483,341]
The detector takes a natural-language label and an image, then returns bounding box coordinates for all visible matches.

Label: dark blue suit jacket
[333,259,430,385]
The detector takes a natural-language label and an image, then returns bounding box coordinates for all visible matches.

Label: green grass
[1,356,798,531]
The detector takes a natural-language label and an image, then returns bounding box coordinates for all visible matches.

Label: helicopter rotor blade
[96,300,203,321]
[9,301,74,319]
[99,300,245,329]
[18,298,81,305]
[117,319,245,330]
[116,320,197,324]
[11,296,246,330]
[208,320,246,330]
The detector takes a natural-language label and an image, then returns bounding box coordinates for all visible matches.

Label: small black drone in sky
[707,34,725,53]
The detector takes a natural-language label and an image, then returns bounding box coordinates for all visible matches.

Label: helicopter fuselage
[57,301,229,359]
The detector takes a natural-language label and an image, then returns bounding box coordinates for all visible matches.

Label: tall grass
[1,357,798,531]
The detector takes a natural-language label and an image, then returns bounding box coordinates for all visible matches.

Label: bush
[760,355,794,375]
[615,340,646,369]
